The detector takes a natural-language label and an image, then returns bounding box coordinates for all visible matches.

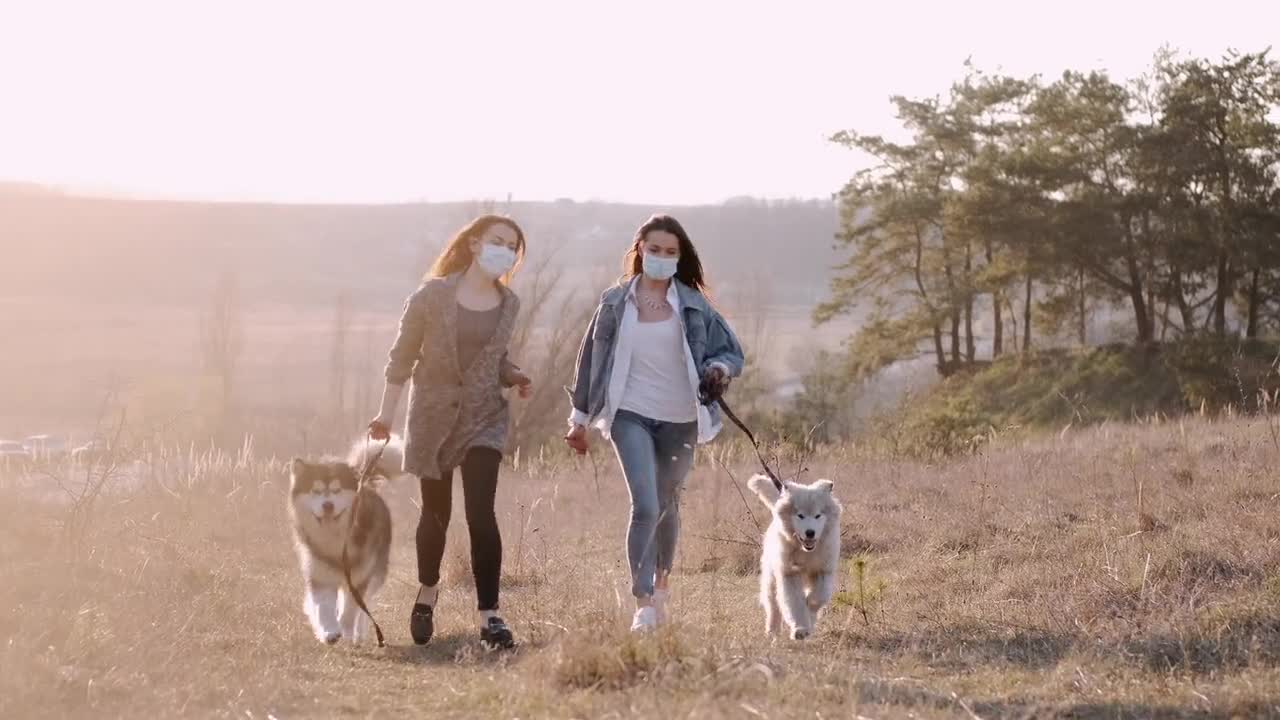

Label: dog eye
[797,513,806,519]
[815,514,822,519]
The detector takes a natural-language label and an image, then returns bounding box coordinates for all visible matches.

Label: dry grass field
[2,416,1279,719]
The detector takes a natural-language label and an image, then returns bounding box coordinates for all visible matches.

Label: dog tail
[347,434,407,483]
[747,473,782,505]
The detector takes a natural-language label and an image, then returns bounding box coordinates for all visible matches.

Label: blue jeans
[609,409,698,599]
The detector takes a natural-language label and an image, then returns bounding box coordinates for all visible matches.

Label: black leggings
[416,447,503,611]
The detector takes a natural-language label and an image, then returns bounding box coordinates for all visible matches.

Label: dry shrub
[1139,596,1280,673]
[1152,547,1256,588]
[549,628,714,691]
[1171,466,1196,487]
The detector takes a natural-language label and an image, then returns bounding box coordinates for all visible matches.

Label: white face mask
[475,243,517,278]
[642,253,679,281]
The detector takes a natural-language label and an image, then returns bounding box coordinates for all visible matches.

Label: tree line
[817,48,1280,378]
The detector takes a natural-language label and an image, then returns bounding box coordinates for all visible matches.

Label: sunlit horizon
[2,0,1276,205]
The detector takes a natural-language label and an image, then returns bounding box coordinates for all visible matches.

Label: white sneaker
[630,606,659,633]
[652,589,671,624]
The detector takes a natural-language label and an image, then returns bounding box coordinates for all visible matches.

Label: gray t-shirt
[457,303,502,371]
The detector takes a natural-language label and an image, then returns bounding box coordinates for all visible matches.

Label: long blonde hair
[426,215,526,283]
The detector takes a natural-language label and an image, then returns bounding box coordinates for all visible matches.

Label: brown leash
[700,379,783,493]
[342,433,389,647]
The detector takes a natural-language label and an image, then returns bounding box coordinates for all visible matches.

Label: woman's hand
[702,364,731,399]
[511,369,533,399]
[368,417,391,441]
[370,383,403,442]
[564,423,589,455]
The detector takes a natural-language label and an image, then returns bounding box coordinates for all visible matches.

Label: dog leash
[700,378,784,493]
[342,433,389,647]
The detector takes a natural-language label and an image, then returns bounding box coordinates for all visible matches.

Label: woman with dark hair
[565,214,745,632]
[369,214,532,650]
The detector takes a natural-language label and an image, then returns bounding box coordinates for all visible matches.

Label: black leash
[700,379,783,493]
[342,433,389,647]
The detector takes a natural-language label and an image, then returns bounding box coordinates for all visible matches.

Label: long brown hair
[622,214,709,293]
[426,215,526,283]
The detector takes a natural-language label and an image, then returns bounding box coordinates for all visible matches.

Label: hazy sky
[1,0,1276,205]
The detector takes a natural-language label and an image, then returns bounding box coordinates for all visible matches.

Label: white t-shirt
[570,277,724,443]
[618,314,698,423]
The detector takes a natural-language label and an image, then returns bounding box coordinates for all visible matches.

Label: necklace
[637,289,670,313]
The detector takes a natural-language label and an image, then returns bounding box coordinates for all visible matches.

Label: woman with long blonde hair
[369,214,531,650]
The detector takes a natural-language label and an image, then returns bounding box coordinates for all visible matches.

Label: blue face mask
[642,253,679,281]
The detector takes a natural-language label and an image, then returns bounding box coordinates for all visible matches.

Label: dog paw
[790,627,811,641]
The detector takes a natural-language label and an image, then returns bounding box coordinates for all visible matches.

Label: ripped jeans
[609,409,698,598]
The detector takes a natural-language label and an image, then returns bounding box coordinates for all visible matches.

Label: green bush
[881,340,1280,457]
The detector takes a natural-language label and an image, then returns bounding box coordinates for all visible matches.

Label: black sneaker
[479,617,515,650]
[409,603,434,646]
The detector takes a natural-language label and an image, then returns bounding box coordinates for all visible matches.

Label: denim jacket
[567,278,745,443]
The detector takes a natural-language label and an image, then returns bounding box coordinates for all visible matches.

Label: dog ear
[815,479,835,494]
[288,458,310,491]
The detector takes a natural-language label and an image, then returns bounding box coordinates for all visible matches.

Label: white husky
[287,436,404,644]
[747,473,842,640]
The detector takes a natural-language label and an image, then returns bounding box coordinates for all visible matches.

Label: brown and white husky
[287,436,403,644]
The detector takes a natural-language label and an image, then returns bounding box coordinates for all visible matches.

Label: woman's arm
[496,294,524,387]
[702,310,746,378]
[567,304,603,426]
[499,353,521,387]
[370,382,404,438]
[499,352,533,399]
[372,286,431,434]
[385,286,431,386]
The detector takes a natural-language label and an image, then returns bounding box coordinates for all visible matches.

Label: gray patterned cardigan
[384,273,522,480]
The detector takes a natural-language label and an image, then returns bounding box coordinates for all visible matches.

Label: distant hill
[0,189,851,436]
[1,190,842,311]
